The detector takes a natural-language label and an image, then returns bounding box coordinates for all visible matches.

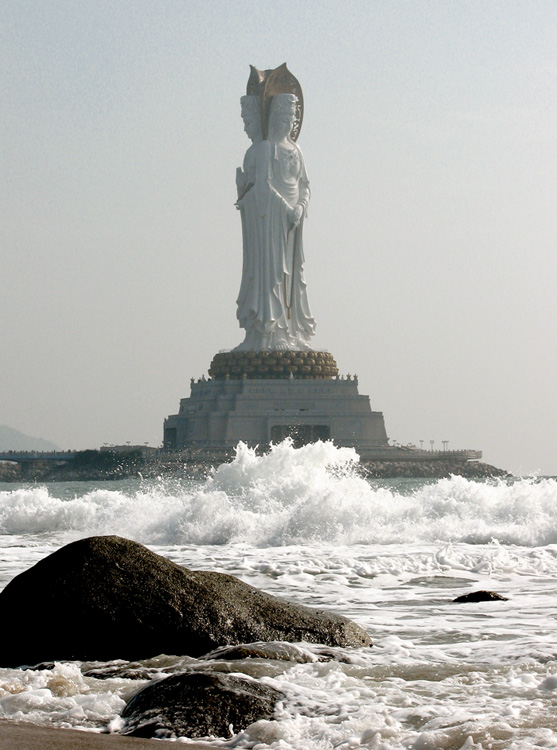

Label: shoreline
[0,448,510,483]
[0,720,220,749]
[0,461,510,482]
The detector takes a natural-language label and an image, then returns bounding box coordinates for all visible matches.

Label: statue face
[240,95,261,142]
[243,113,259,141]
[273,111,295,140]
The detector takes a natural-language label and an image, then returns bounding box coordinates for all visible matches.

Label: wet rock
[120,671,282,739]
[202,641,355,664]
[202,641,319,663]
[83,665,160,681]
[0,535,372,667]
[453,590,509,603]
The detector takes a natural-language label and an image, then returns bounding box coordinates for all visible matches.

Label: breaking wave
[1,441,556,546]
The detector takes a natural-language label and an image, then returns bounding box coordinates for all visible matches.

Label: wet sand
[0,721,220,749]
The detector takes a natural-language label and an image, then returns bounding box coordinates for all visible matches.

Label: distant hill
[0,425,59,452]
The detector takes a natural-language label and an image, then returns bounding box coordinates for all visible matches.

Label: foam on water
[2,442,557,747]
[3,640,557,748]
[1,441,556,547]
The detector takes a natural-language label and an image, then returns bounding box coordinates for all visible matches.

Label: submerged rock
[121,671,282,739]
[0,535,371,666]
[453,590,509,603]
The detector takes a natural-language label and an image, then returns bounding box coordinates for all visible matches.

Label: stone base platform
[164,352,388,456]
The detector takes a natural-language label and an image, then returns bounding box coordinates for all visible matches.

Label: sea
[1,440,557,750]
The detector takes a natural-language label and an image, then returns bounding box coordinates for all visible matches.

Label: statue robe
[235,138,315,351]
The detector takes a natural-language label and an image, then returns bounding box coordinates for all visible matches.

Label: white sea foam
[0,662,126,729]
[1,441,556,547]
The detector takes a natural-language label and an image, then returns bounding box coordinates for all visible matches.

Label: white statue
[234,83,315,351]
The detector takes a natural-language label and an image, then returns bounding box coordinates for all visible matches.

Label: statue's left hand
[290,204,304,228]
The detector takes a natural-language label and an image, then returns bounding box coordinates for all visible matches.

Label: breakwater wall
[0,447,509,482]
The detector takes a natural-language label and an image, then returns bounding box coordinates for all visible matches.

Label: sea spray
[1,441,557,547]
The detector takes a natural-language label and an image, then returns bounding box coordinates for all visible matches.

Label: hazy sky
[2,1,556,474]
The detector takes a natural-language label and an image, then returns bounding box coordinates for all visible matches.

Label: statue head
[247,63,303,141]
[268,94,298,143]
[240,94,262,142]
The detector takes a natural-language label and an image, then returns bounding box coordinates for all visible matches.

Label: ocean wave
[1,441,556,546]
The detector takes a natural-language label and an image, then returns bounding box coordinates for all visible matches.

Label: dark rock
[0,535,371,667]
[120,671,282,739]
[453,590,509,603]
